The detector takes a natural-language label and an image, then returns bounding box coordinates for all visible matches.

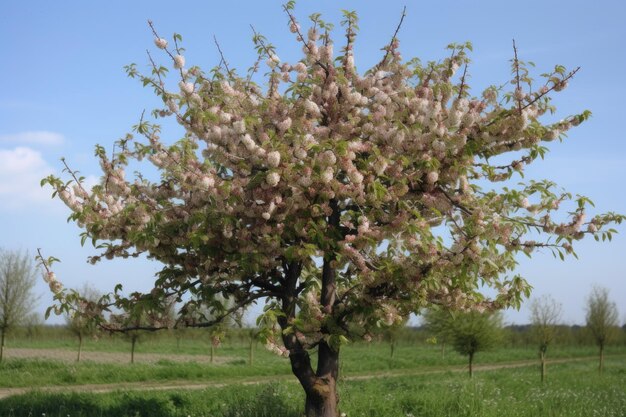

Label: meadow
[0,327,624,416]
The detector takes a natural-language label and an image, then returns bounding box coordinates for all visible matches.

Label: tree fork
[305,198,342,417]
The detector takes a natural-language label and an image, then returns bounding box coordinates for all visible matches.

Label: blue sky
[1,0,625,326]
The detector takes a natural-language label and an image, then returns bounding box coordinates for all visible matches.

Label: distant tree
[585,286,619,374]
[113,298,174,364]
[66,284,101,362]
[449,311,502,377]
[423,308,453,358]
[24,313,43,341]
[0,249,39,362]
[181,296,243,363]
[248,327,259,366]
[381,321,407,359]
[529,294,562,382]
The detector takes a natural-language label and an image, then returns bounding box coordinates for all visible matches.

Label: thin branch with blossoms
[522,66,581,111]
[282,4,329,72]
[373,6,406,72]
[147,20,186,80]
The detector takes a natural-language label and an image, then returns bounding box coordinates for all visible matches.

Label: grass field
[0,338,623,388]
[0,332,624,416]
[0,358,624,417]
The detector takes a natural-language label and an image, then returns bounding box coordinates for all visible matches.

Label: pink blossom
[241,134,256,151]
[267,151,281,168]
[304,99,320,115]
[233,120,246,134]
[154,38,168,49]
[321,167,334,183]
[348,170,363,185]
[179,81,194,95]
[520,197,530,209]
[173,55,185,69]
[166,100,179,113]
[266,172,280,187]
[49,280,63,293]
[318,150,337,166]
[200,176,214,189]
[294,148,308,159]
[276,117,292,132]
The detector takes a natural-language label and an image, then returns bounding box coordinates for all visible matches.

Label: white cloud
[0,131,64,146]
[0,147,59,210]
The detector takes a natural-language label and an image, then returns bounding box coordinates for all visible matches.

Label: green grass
[0,357,292,388]
[0,358,624,417]
[339,358,626,417]
[0,340,623,388]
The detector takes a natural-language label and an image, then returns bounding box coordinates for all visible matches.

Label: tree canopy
[585,285,619,374]
[39,4,624,416]
[0,248,39,362]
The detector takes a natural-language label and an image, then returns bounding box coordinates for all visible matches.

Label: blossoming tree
[40,4,623,416]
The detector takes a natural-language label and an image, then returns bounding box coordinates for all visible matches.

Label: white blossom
[166,100,179,113]
[348,170,363,185]
[294,62,306,73]
[318,150,337,166]
[520,197,530,209]
[200,176,214,189]
[277,117,292,132]
[154,38,168,49]
[321,167,334,183]
[267,151,281,168]
[233,120,246,134]
[44,271,56,284]
[241,134,256,151]
[266,172,280,187]
[179,81,194,95]
[304,99,320,115]
[173,55,185,69]
[294,147,308,159]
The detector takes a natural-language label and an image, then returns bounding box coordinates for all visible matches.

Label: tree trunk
[302,199,341,417]
[210,344,215,364]
[441,341,446,359]
[305,379,339,417]
[249,338,254,366]
[0,329,5,363]
[390,340,395,359]
[468,351,474,378]
[599,343,604,375]
[279,199,342,417]
[77,334,83,362]
[131,337,136,364]
[294,341,340,417]
[540,350,545,383]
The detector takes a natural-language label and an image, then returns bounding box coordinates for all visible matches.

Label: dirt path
[4,348,232,364]
[0,354,615,400]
